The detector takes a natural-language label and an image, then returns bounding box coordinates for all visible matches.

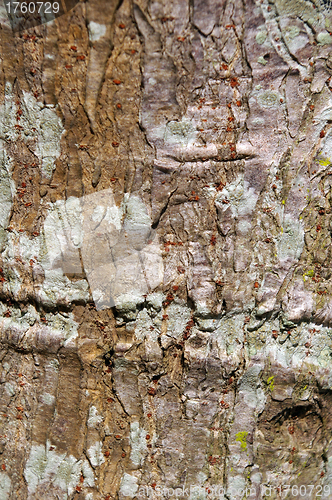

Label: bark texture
[1,0,332,498]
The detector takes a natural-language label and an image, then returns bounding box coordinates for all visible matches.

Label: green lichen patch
[267,375,275,392]
[235,431,248,451]
[303,269,315,282]
[318,155,332,167]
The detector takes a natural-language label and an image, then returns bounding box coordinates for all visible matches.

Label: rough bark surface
[1,0,332,498]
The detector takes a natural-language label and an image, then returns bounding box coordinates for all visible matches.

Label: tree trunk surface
[0,0,332,498]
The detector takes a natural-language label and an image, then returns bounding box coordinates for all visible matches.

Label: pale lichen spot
[257,91,280,108]
[130,421,148,467]
[255,30,267,45]
[87,441,105,468]
[88,21,106,42]
[282,25,300,41]
[257,56,268,65]
[53,454,82,495]
[24,442,82,496]
[4,382,16,397]
[120,473,139,498]
[0,472,11,500]
[87,406,103,429]
[164,119,196,147]
[317,31,332,44]
[40,392,55,405]
[0,150,14,251]
[21,92,64,179]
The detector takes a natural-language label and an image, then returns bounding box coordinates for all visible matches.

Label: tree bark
[1,0,332,498]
